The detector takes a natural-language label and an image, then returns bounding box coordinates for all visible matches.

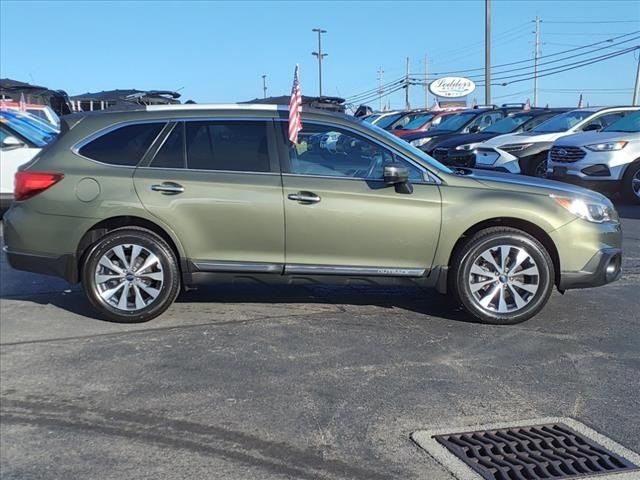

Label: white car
[477,107,639,176]
[547,111,640,204]
[0,115,55,210]
[5,103,60,128]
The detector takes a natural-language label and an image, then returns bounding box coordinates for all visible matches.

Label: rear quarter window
[78,123,164,166]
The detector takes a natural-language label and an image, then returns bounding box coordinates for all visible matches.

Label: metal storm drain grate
[431,423,639,480]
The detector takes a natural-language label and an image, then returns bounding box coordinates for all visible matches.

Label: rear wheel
[622,161,640,205]
[450,227,554,325]
[81,227,180,323]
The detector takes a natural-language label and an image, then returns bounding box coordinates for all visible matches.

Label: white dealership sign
[429,77,476,98]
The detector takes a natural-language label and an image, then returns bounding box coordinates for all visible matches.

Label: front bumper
[558,247,622,290]
[473,147,521,174]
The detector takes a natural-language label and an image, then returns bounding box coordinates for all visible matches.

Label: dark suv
[403,104,529,154]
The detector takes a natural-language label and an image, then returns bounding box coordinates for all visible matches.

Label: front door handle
[287,191,321,204]
[151,182,184,195]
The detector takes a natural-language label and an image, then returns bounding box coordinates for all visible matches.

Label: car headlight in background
[455,142,482,151]
[551,195,618,223]
[585,141,627,152]
[410,137,432,147]
[499,143,533,153]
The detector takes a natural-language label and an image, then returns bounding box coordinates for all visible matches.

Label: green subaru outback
[3,104,622,324]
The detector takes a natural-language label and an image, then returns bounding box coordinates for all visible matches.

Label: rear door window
[185,121,270,172]
[150,123,185,169]
[79,123,164,166]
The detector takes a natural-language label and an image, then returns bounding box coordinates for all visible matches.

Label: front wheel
[622,161,640,205]
[81,227,180,323]
[450,227,555,325]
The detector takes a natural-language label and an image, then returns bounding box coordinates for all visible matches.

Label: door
[280,122,442,275]
[134,120,285,268]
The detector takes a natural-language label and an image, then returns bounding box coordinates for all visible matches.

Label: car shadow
[1,283,476,325]
[615,203,640,220]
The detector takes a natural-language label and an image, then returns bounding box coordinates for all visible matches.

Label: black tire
[621,161,640,205]
[526,152,549,177]
[450,227,554,325]
[81,227,180,323]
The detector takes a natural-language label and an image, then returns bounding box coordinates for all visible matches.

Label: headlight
[585,141,627,152]
[551,195,618,223]
[410,137,432,147]
[455,142,481,151]
[499,143,533,152]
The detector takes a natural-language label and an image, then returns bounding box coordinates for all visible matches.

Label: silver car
[547,111,640,204]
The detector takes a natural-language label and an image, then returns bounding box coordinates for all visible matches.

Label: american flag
[288,64,302,144]
[19,93,27,113]
[577,94,583,108]
[523,98,531,111]
[431,99,441,111]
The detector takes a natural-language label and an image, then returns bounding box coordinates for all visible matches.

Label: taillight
[14,171,64,201]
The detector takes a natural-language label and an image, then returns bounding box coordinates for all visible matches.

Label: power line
[543,20,640,24]
[430,30,639,75]
[449,34,640,81]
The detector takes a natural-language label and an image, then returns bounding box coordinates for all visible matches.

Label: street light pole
[485,0,491,105]
[312,28,328,97]
[261,74,267,99]
[533,16,541,107]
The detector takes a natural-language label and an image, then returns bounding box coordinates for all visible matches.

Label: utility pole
[312,28,328,97]
[633,49,640,106]
[533,16,541,107]
[424,55,429,108]
[485,0,491,105]
[377,66,384,111]
[405,57,411,111]
[261,74,267,99]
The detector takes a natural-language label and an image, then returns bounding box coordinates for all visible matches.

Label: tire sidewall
[81,230,180,323]
[622,161,640,205]
[456,233,553,325]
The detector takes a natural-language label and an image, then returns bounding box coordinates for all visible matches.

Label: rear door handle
[287,191,321,204]
[151,182,184,195]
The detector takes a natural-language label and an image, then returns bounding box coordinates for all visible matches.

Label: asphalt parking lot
[1,205,639,480]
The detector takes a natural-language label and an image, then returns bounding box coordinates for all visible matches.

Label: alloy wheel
[94,244,164,311]
[633,169,640,199]
[468,245,540,314]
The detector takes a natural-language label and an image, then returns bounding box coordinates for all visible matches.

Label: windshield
[398,113,435,130]
[375,113,403,129]
[485,114,532,134]
[363,114,381,123]
[430,112,476,132]
[360,119,453,175]
[532,110,593,133]
[0,114,57,147]
[604,111,640,133]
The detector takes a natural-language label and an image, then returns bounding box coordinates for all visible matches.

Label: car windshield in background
[399,113,436,130]
[0,114,57,147]
[484,114,532,134]
[532,110,593,133]
[375,113,404,129]
[361,120,453,175]
[363,114,381,123]
[429,112,476,132]
[604,111,640,133]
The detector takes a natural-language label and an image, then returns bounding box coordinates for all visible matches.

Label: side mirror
[583,124,601,132]
[1,135,25,150]
[468,125,481,133]
[383,164,413,194]
[394,124,404,130]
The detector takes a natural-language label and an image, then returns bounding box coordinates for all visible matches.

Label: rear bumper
[0,193,13,212]
[558,248,622,291]
[3,246,78,283]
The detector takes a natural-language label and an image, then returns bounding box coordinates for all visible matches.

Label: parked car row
[0,110,59,210]
[367,105,639,203]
